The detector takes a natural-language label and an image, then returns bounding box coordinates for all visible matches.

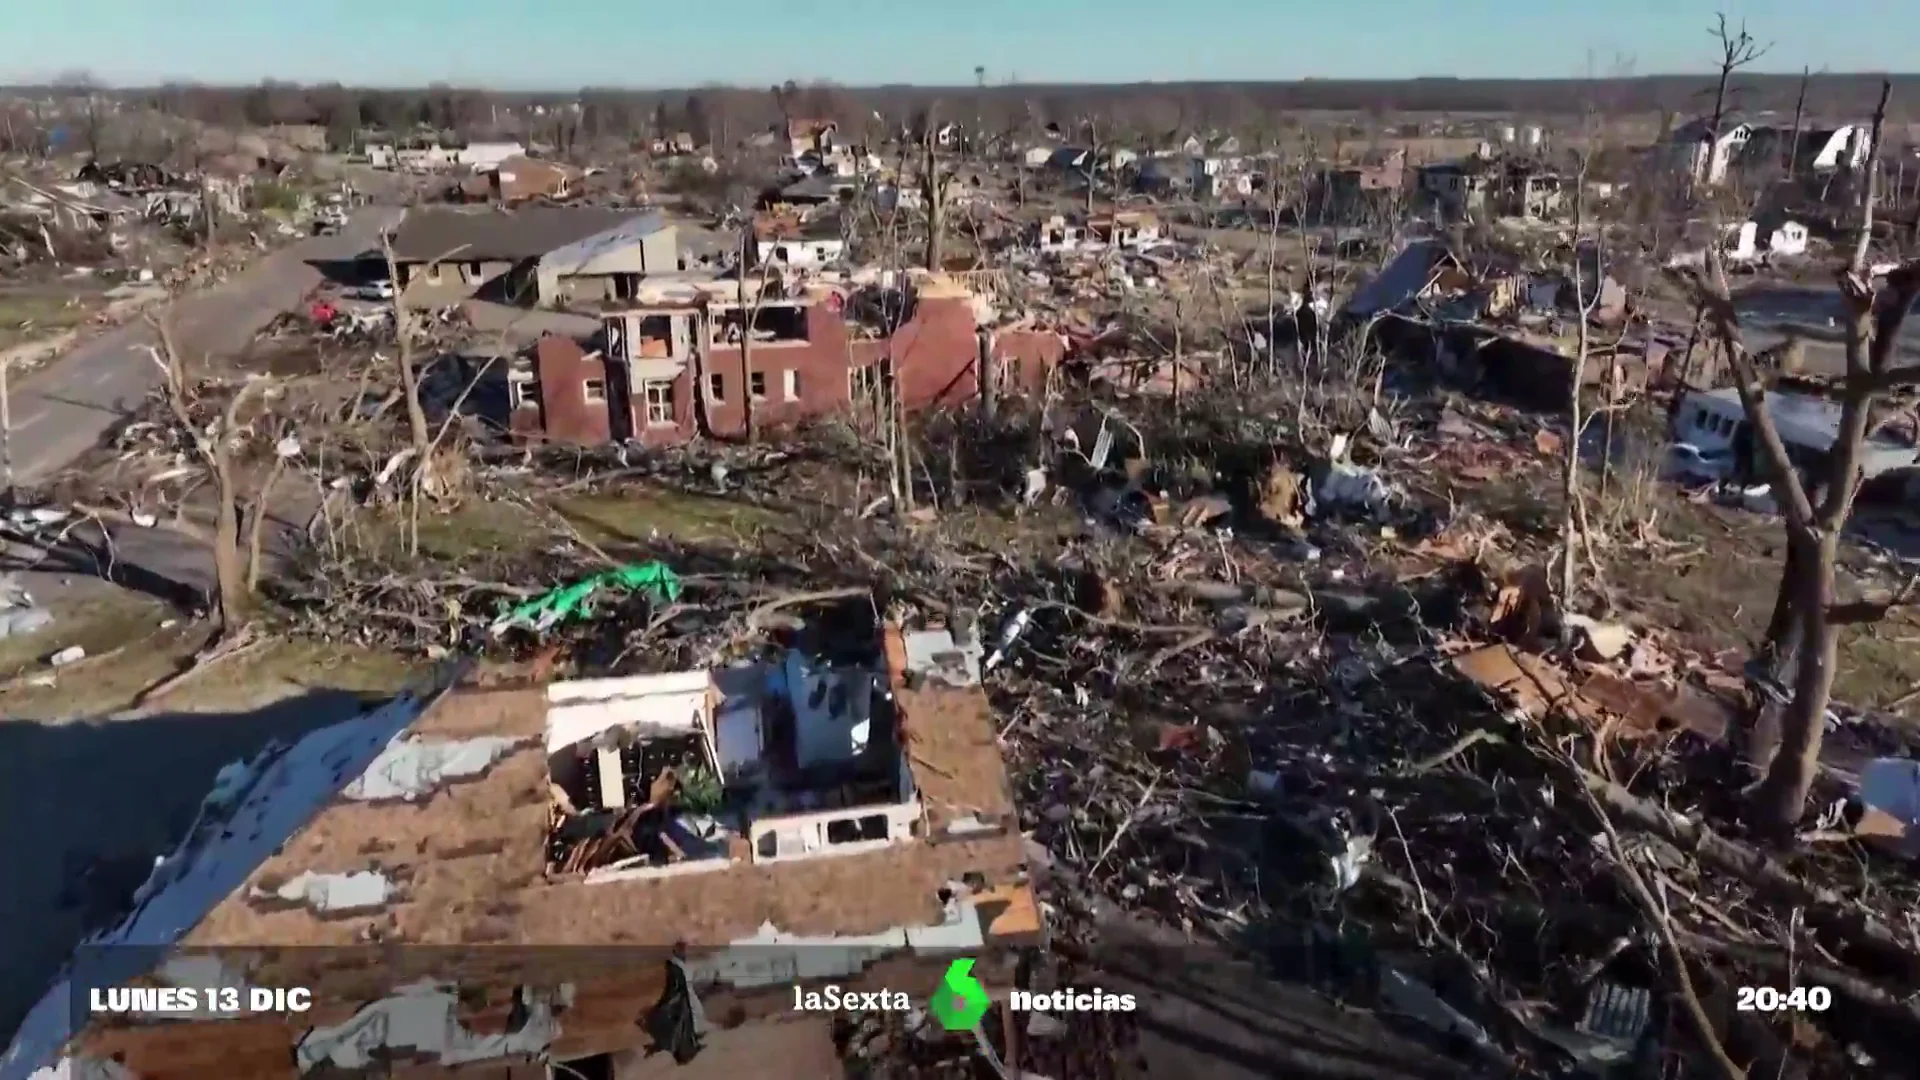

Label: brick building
[509,272,1066,446]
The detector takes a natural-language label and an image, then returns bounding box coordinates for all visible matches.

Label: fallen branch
[1574,766,1745,1080]
[1577,764,1920,982]
[130,623,269,708]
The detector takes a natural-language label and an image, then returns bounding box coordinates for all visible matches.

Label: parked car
[1664,443,1735,484]
[351,279,395,301]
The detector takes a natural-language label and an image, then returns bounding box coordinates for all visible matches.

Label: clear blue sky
[3,0,1912,88]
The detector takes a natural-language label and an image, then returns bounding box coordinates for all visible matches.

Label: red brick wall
[852,297,977,409]
[632,368,698,447]
[524,295,1064,446]
[528,335,611,445]
[705,301,855,435]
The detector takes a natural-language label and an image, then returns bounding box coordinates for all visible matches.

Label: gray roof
[1342,238,1458,318]
[389,206,650,263]
[779,174,852,200]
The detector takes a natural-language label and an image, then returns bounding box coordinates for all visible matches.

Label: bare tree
[727,232,782,442]
[380,223,433,456]
[1685,81,1920,835]
[1698,17,1771,194]
[144,318,288,634]
[735,229,756,442]
[1077,119,1106,218]
[922,104,947,272]
[1666,19,1772,422]
[1786,66,1812,176]
[1560,142,1604,600]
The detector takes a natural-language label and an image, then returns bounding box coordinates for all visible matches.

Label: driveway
[10,208,402,487]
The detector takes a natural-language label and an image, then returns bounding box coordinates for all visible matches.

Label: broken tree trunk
[977,331,997,422]
[922,107,946,273]
[735,229,758,442]
[1691,81,1920,836]
[381,230,432,457]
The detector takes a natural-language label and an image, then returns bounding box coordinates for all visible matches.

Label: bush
[251,181,301,214]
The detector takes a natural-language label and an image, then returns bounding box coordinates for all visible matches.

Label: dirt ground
[1462,451,1920,708]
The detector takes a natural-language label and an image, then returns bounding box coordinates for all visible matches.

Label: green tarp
[490,562,682,637]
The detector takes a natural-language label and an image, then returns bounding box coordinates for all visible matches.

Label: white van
[1673,386,1917,484]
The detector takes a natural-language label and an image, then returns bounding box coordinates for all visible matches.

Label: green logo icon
[929,958,990,1031]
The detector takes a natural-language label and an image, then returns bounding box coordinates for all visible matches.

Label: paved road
[1735,285,1920,376]
[11,208,401,486]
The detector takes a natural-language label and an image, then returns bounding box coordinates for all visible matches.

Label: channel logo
[928,958,991,1031]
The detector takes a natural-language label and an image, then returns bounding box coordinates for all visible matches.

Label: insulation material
[341,735,524,802]
[294,982,563,1072]
[24,1060,136,1080]
[257,870,394,914]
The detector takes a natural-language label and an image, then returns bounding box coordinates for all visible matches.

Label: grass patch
[408,500,541,561]
[0,584,175,683]
[387,486,794,563]
[1452,467,1920,707]
[1602,494,1920,706]
[0,293,91,348]
[930,503,1083,551]
[556,488,790,546]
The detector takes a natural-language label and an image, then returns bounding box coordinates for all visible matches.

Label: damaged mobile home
[2,601,1038,1080]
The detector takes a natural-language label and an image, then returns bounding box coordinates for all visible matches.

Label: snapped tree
[144,317,296,634]
[1682,80,1920,836]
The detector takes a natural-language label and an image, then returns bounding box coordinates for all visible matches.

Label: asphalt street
[10,208,402,486]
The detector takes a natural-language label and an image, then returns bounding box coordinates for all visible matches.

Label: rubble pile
[198,390,1916,1077]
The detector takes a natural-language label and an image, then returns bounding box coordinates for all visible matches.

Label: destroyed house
[454,155,576,205]
[1417,157,1563,220]
[1677,382,1919,484]
[783,118,838,159]
[1035,212,1159,253]
[4,611,1038,1080]
[751,215,845,269]
[512,273,1065,447]
[386,207,678,310]
[1314,150,1407,221]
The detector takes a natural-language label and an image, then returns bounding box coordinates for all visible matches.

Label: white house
[1035,214,1094,255]
[1022,146,1054,168]
[1191,156,1252,198]
[1725,218,1810,263]
[1676,122,1753,186]
[1805,125,1873,172]
[756,235,845,269]
[454,142,526,172]
[394,145,454,171]
[371,141,525,173]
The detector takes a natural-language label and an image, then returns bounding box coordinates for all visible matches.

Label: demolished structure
[513,271,1065,446]
[3,602,1038,1080]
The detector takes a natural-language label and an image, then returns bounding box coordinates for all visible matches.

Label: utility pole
[1786,66,1810,176]
[974,65,986,156]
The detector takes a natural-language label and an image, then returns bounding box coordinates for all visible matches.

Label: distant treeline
[5,74,1914,149]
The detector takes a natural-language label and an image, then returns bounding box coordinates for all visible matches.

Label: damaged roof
[5,634,1031,1080]
[177,681,1021,950]
[388,206,652,263]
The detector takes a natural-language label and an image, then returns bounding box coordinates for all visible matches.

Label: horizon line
[3,70,1914,94]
